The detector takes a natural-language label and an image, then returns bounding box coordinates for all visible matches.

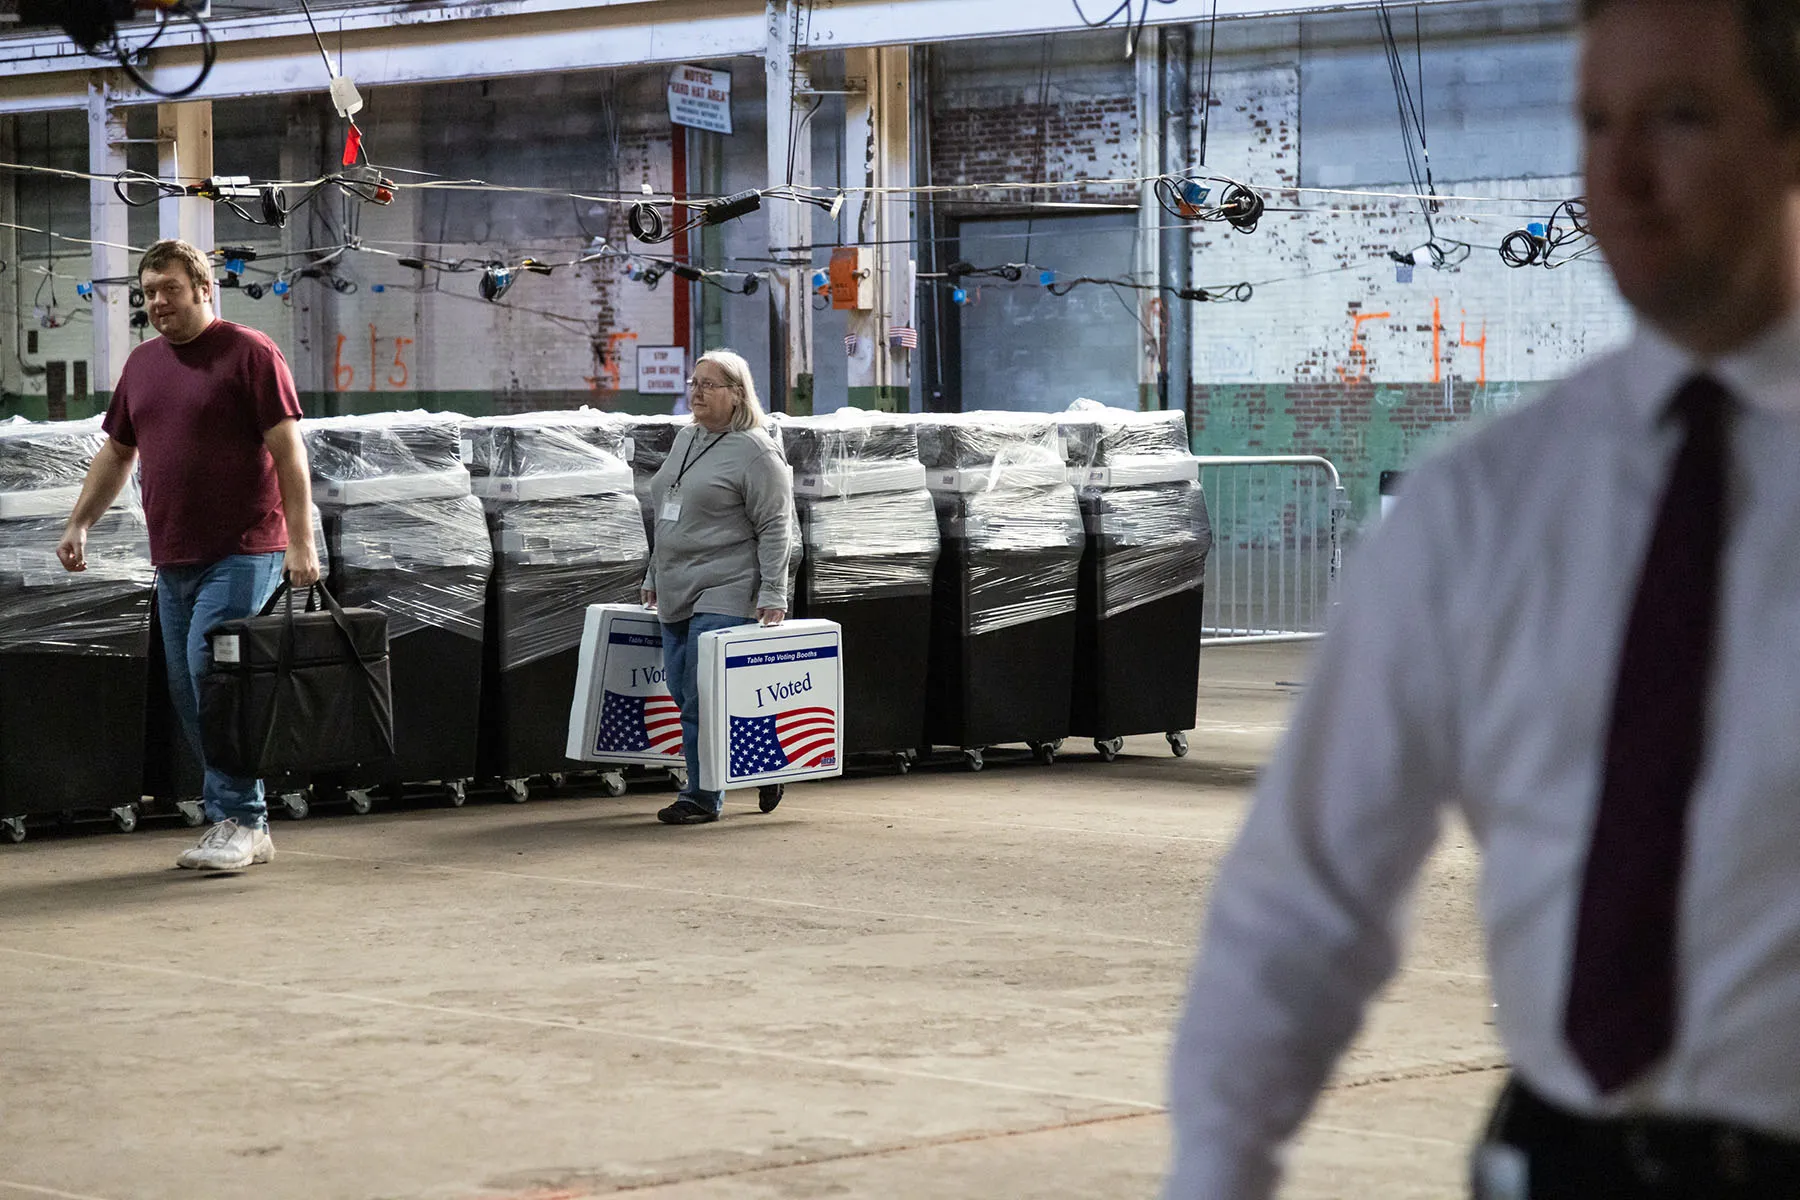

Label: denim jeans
[157,551,287,828]
[661,612,750,814]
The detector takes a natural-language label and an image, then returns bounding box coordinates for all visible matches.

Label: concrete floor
[0,644,1502,1200]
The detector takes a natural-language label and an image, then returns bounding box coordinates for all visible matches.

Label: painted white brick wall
[1188,63,1632,390]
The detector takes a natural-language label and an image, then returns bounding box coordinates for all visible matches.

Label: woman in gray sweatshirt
[640,348,794,824]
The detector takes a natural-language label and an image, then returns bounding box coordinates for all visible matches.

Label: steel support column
[765,0,813,414]
[1161,29,1194,435]
[1135,33,1165,411]
[156,101,214,250]
[843,45,911,413]
[87,76,130,397]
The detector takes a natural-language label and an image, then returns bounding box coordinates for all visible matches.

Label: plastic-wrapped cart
[0,419,154,841]
[465,413,649,799]
[911,414,1085,770]
[1059,402,1212,759]
[778,411,939,769]
[307,412,493,809]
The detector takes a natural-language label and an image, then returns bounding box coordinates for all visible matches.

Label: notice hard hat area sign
[668,65,733,135]
[698,620,844,792]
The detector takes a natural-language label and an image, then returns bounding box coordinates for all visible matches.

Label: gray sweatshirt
[642,424,794,622]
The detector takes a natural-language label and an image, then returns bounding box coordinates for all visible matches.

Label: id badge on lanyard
[660,488,683,523]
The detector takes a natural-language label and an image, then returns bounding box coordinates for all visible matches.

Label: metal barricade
[1195,455,1346,646]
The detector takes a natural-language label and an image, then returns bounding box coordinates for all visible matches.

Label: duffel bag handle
[255,579,322,619]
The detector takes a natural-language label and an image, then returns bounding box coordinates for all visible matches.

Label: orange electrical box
[829,248,860,309]
[829,247,873,311]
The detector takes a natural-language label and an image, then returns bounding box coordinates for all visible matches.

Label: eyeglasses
[687,379,737,394]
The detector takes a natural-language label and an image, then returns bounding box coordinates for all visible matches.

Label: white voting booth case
[567,604,685,765]
[697,620,844,793]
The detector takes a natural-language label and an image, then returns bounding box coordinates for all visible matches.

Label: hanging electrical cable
[1070,0,1183,59]
[1151,174,1265,232]
[16,0,220,100]
[1376,1,1470,270]
[1499,198,1595,268]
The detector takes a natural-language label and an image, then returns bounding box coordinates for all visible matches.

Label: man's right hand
[56,525,87,572]
[640,589,657,610]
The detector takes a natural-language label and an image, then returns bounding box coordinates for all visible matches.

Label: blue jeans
[157,552,287,829]
[661,612,749,814]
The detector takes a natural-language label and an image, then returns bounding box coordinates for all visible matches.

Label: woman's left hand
[757,607,786,627]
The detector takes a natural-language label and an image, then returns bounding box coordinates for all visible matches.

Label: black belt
[1477,1080,1800,1199]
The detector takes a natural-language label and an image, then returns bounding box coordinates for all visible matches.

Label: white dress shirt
[1165,311,1800,1199]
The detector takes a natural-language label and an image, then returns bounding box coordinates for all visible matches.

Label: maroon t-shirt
[102,319,303,566]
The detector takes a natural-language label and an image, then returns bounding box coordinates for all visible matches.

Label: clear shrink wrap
[910,411,1064,471]
[462,411,649,669]
[1057,399,1189,470]
[329,494,494,641]
[776,409,920,474]
[777,410,938,602]
[800,487,940,602]
[912,413,1086,634]
[0,507,153,655]
[0,416,130,519]
[464,410,632,501]
[305,410,471,505]
[487,492,649,671]
[933,481,1085,635]
[1082,480,1214,618]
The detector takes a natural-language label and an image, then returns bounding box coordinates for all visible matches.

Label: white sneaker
[176,820,274,871]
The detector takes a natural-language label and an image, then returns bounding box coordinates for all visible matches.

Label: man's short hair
[1581,0,1800,129]
[138,239,214,293]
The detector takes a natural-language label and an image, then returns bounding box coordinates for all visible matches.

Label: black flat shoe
[657,799,719,825]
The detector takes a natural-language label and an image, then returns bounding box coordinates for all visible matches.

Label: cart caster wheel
[545,772,568,791]
[893,752,911,776]
[1167,731,1189,758]
[1,816,24,844]
[347,788,375,816]
[177,800,206,828]
[1095,737,1123,763]
[1030,741,1057,766]
[758,784,784,813]
[599,771,628,798]
[504,779,530,804]
[111,805,139,834]
[964,749,985,772]
[278,790,310,821]
[444,781,466,808]
[669,767,689,792]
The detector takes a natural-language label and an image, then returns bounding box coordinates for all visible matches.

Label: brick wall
[1184,56,1629,534]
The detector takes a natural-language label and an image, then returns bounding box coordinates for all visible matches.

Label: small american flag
[729,706,836,778]
[888,325,918,349]
[596,690,683,756]
[844,333,860,356]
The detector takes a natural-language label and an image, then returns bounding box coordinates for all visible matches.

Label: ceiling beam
[0,0,1491,114]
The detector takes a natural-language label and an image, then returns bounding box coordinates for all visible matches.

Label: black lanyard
[673,429,726,490]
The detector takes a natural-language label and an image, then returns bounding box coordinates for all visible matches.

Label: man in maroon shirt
[57,238,319,872]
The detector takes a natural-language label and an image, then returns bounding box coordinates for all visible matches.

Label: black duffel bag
[199,580,394,778]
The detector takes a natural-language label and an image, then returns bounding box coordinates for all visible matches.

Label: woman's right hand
[640,589,656,610]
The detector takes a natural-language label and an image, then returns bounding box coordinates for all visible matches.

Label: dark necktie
[1565,374,1729,1094]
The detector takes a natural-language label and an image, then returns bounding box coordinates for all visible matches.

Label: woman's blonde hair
[695,348,766,432]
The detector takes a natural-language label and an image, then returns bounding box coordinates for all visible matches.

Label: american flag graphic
[729,706,836,778]
[596,690,683,756]
[888,325,918,349]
